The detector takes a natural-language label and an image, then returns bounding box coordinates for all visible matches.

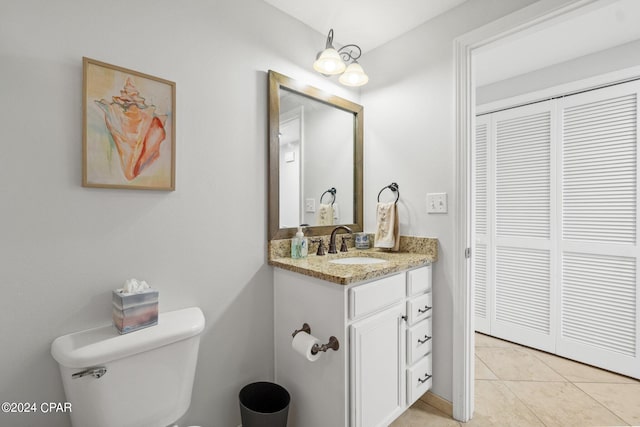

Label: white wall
[0,1,358,426]
[477,38,640,105]
[360,0,540,401]
[279,117,301,228]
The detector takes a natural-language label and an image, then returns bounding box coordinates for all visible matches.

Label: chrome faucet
[328,226,352,254]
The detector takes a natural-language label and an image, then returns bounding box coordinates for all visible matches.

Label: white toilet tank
[51,307,205,427]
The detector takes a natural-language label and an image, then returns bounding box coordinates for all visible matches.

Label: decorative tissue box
[112,288,159,334]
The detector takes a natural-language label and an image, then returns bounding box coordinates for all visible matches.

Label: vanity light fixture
[313,29,369,87]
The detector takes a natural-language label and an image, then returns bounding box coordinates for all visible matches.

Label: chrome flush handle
[72,367,107,380]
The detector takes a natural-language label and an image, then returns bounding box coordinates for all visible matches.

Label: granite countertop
[268,236,437,285]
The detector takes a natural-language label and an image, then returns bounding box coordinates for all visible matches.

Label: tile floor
[391,333,640,426]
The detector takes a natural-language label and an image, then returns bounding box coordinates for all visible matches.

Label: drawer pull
[418,374,432,384]
[418,306,432,314]
[417,335,432,345]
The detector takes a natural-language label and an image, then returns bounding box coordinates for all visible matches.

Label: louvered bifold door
[490,101,556,352]
[556,81,640,378]
[474,115,491,333]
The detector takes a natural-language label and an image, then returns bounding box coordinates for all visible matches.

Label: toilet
[51,307,205,427]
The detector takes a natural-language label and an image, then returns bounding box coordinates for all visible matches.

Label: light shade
[338,62,369,87]
[313,48,346,75]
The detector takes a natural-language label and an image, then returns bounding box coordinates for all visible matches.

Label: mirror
[268,70,363,240]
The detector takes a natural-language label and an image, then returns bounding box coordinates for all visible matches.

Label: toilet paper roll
[292,331,322,362]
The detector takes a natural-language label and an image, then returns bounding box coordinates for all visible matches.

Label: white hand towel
[374,202,399,250]
[317,203,334,226]
[332,202,340,222]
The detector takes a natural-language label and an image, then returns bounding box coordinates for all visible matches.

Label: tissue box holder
[112,289,159,334]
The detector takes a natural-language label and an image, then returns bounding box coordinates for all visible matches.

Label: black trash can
[239,381,290,427]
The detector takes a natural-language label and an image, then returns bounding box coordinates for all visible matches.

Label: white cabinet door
[350,302,405,427]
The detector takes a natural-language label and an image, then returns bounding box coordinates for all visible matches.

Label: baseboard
[419,391,453,417]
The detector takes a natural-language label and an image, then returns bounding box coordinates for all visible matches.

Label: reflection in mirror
[279,88,354,228]
[269,70,363,240]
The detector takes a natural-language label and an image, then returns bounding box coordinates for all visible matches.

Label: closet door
[490,101,556,352]
[473,115,491,334]
[556,81,640,378]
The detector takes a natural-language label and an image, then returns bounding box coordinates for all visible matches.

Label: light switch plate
[305,198,316,213]
[284,151,295,163]
[427,193,448,213]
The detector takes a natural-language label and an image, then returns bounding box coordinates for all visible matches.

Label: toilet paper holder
[292,323,340,354]
[311,336,339,355]
[292,323,311,338]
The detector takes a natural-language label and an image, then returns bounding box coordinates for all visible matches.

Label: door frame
[452,0,604,421]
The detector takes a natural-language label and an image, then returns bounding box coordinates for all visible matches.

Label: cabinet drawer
[407,317,432,366]
[407,353,432,406]
[349,273,405,319]
[407,265,432,296]
[406,292,432,325]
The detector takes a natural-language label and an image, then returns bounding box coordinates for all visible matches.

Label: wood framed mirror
[268,70,363,240]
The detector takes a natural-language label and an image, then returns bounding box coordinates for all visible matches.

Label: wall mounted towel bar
[320,187,337,205]
[377,182,399,204]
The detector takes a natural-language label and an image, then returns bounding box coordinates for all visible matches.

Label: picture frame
[83,57,176,190]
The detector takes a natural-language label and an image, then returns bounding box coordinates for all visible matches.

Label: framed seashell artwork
[83,57,176,190]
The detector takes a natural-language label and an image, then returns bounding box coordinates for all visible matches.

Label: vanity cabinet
[274,264,432,427]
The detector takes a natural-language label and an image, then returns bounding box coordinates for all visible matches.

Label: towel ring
[320,187,337,205]
[377,182,400,204]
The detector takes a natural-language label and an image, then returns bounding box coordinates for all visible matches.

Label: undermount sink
[329,257,388,265]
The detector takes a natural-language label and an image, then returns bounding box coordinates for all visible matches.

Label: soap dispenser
[298,226,308,258]
[291,225,308,259]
